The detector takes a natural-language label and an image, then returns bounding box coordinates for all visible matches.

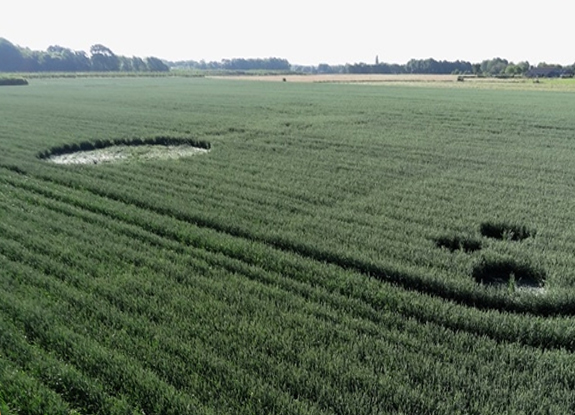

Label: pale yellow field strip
[209,74,458,83]
[208,74,575,91]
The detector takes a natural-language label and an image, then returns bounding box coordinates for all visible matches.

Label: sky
[1,0,573,66]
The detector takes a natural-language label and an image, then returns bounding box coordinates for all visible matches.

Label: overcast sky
[2,0,572,66]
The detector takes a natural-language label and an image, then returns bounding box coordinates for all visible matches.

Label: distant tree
[480,58,510,75]
[145,57,169,72]
[266,58,290,71]
[43,45,77,71]
[346,62,368,74]
[90,44,114,57]
[20,48,42,72]
[118,56,134,72]
[0,37,172,73]
[390,58,472,75]
[90,44,120,71]
[317,63,335,74]
[290,64,345,74]
[0,38,24,72]
[131,57,148,72]
[37,52,54,71]
[503,64,516,76]
[220,57,290,71]
[73,51,91,71]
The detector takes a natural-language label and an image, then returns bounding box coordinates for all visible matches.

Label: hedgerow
[0,77,28,86]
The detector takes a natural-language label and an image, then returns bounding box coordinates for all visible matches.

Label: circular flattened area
[49,144,209,165]
[39,137,211,165]
[472,257,546,289]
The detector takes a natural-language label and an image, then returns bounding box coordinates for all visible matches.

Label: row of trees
[173,57,573,76]
[2,37,573,76]
[344,59,474,75]
[0,38,169,72]
[169,57,291,71]
[296,58,574,77]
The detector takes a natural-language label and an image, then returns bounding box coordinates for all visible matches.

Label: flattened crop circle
[38,137,211,165]
[433,235,482,253]
[472,258,546,288]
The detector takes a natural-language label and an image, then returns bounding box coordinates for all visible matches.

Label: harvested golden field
[209,74,458,83]
[210,73,575,91]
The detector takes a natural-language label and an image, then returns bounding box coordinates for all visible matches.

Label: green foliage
[145,57,169,72]
[0,77,28,86]
[480,57,509,75]
[0,38,168,73]
[170,57,291,71]
[90,44,120,72]
[0,38,24,72]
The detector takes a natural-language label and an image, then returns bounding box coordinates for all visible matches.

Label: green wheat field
[2,76,575,414]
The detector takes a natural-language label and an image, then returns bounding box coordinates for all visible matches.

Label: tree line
[295,57,575,77]
[0,38,169,72]
[2,37,573,77]
[168,57,291,71]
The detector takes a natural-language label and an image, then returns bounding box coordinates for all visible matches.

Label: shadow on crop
[434,235,482,253]
[472,257,545,288]
[480,221,535,242]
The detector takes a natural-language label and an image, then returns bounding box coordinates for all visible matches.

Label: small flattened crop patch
[38,137,211,165]
[480,221,535,241]
[434,235,482,253]
[472,257,546,288]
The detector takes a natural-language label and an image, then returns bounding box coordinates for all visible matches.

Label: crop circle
[434,235,482,253]
[38,137,211,165]
[472,257,546,288]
